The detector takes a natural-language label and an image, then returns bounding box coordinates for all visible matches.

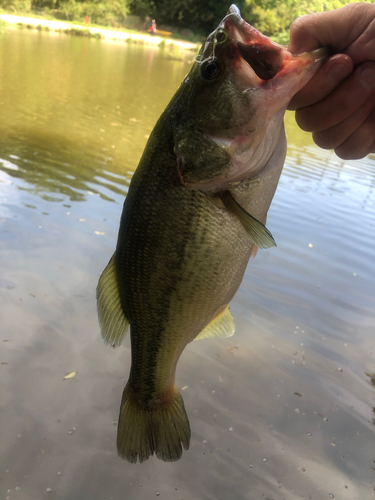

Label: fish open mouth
[222,4,327,83]
[234,41,284,80]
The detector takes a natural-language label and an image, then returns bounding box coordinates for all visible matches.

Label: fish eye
[215,29,227,44]
[201,58,221,82]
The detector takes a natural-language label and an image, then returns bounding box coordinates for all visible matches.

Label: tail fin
[117,385,191,463]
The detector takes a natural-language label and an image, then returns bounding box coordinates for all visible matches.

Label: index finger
[295,62,375,133]
[288,3,375,64]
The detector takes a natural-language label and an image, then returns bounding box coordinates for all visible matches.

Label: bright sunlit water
[1,27,375,500]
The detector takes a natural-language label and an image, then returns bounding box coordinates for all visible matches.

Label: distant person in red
[149,19,156,35]
[84,15,88,24]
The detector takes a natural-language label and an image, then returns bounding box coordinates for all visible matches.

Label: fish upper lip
[219,12,285,81]
[227,4,241,18]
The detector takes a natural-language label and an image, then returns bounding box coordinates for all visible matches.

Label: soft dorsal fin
[96,253,129,348]
[220,190,276,249]
[194,305,235,340]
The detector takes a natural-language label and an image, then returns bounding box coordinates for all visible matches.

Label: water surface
[1,27,375,500]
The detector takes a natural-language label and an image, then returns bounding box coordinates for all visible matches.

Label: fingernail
[328,62,351,81]
[360,66,375,90]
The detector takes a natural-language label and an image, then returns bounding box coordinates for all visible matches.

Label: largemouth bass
[97,4,326,463]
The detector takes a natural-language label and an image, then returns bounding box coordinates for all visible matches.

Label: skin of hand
[287,2,375,160]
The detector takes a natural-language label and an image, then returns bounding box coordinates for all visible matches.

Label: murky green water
[1,27,375,500]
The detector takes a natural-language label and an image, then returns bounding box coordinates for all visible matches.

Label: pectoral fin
[220,190,276,249]
[194,305,235,340]
[96,253,129,347]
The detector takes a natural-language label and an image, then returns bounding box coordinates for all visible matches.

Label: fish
[97,4,326,464]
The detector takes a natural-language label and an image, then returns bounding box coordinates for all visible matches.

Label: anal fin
[96,253,129,348]
[194,305,235,340]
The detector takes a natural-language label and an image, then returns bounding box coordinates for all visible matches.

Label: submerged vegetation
[0,0,369,42]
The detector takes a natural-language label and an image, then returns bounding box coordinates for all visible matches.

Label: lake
[1,26,375,500]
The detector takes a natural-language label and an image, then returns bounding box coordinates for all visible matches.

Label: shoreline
[0,13,199,51]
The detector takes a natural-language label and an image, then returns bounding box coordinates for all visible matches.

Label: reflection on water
[0,128,130,203]
[365,372,375,426]
[1,28,375,499]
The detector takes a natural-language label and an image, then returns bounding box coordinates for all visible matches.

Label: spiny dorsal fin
[96,253,129,348]
[194,305,235,340]
[220,190,276,249]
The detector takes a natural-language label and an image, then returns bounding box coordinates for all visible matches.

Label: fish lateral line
[220,190,276,249]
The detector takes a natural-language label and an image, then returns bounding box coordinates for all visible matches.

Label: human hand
[287,2,375,159]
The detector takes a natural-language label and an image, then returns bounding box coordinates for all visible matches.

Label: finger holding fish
[288,3,375,160]
[294,62,375,133]
[288,3,375,61]
[288,54,353,111]
[293,62,375,159]
[312,96,375,151]
[333,106,375,160]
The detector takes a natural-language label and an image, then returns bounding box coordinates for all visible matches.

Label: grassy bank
[0,11,199,52]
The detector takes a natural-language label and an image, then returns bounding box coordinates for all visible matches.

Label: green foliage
[0,0,129,24]
[73,1,129,24]
[126,0,152,18]
[52,0,129,24]
[0,0,32,12]
[129,0,245,34]
[118,0,373,37]
[242,0,369,43]
[31,0,59,8]
[1,0,373,40]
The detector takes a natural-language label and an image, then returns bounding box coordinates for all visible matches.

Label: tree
[242,0,367,43]
[130,0,245,34]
